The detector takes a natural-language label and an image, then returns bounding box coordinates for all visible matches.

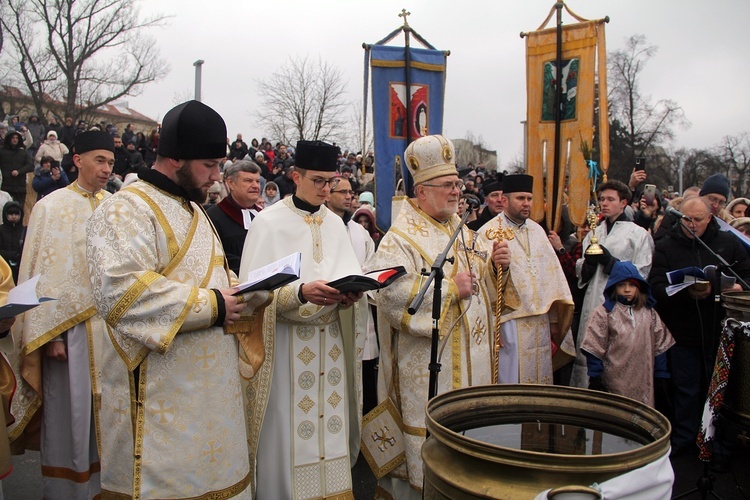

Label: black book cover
[328,266,407,293]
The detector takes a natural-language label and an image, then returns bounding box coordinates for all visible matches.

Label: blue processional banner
[370,45,446,231]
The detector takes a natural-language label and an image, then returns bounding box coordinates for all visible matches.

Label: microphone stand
[679,220,750,291]
[408,206,475,401]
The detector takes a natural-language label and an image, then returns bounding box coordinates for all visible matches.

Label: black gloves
[583,245,617,274]
[588,376,606,392]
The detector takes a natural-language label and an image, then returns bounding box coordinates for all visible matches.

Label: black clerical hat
[295,141,338,172]
[502,174,534,194]
[482,173,504,196]
[158,100,227,160]
[74,131,115,154]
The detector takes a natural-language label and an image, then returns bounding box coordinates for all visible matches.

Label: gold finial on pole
[484,223,515,382]
[399,8,411,28]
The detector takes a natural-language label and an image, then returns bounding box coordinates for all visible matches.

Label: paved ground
[3,444,747,498]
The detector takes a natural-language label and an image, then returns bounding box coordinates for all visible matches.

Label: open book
[665,265,736,296]
[233,252,301,295]
[0,274,56,320]
[327,266,407,294]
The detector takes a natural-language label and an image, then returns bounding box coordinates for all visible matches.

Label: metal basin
[422,384,671,499]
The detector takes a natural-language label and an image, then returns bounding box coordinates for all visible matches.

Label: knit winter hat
[699,173,730,199]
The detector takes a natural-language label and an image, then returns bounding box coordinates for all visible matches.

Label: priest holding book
[86,102,264,499]
[239,140,366,499]
[363,134,514,499]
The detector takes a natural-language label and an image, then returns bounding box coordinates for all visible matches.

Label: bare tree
[0,0,169,124]
[663,147,724,192]
[255,55,349,144]
[607,35,690,180]
[338,99,372,155]
[720,133,750,197]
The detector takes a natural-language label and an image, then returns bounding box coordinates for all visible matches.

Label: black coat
[0,133,33,193]
[206,197,257,275]
[649,217,750,347]
[274,174,296,198]
[0,201,26,282]
[467,205,497,232]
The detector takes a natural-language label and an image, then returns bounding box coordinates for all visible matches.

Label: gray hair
[224,160,261,182]
[683,195,711,214]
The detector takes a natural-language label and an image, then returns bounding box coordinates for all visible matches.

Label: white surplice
[8,184,108,499]
[86,179,253,499]
[478,213,575,384]
[239,197,365,500]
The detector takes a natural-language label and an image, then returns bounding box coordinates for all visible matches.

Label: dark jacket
[206,196,260,275]
[60,152,78,182]
[59,124,77,149]
[26,116,45,149]
[0,132,34,193]
[113,146,133,177]
[128,149,146,171]
[467,205,497,231]
[32,163,70,200]
[228,143,248,162]
[649,217,750,347]
[0,201,26,282]
[274,173,296,198]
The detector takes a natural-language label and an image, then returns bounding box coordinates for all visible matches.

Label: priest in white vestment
[363,135,513,500]
[478,174,575,384]
[87,101,261,499]
[0,257,18,498]
[239,140,365,500]
[8,131,116,498]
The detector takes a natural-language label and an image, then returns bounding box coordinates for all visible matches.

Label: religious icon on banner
[389,83,430,138]
[541,58,579,121]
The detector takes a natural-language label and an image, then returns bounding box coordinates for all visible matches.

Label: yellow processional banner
[525,17,609,230]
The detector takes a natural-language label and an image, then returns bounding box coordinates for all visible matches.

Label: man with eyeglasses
[478,174,576,385]
[649,196,750,458]
[239,140,366,499]
[364,134,513,499]
[326,177,380,414]
[654,174,732,242]
[571,180,654,388]
[699,173,730,218]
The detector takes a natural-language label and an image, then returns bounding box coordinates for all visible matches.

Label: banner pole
[552,1,564,230]
[402,9,414,196]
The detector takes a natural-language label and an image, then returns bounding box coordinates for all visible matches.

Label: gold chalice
[584,205,604,256]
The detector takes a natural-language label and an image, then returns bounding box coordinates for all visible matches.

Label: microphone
[465,197,481,210]
[665,206,691,221]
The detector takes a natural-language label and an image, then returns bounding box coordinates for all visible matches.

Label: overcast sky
[129,0,750,168]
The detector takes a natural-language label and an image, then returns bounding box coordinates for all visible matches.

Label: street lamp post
[193,59,205,102]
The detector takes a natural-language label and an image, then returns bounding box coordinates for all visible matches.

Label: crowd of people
[0,103,747,499]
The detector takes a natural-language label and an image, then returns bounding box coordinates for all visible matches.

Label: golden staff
[485,222,515,382]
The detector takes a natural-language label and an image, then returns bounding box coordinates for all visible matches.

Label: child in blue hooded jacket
[582,260,675,407]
